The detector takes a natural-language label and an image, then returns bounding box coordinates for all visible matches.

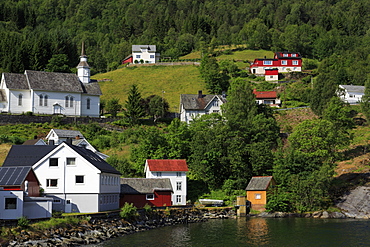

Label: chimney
[198,90,203,98]
[66,138,72,145]
[49,140,55,145]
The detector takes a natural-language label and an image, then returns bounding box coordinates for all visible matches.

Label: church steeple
[77,42,90,83]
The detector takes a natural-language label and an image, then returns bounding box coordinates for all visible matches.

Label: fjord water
[97,217,370,247]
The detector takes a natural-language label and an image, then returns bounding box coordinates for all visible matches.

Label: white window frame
[255,193,261,200]
[66,157,76,166]
[176,195,182,203]
[87,98,91,110]
[44,95,48,106]
[176,182,182,191]
[292,54,297,57]
[46,179,58,188]
[263,60,272,65]
[49,158,58,167]
[176,172,181,177]
[283,53,288,57]
[39,94,43,106]
[156,172,162,177]
[136,55,141,59]
[150,55,155,59]
[18,94,23,106]
[146,194,154,200]
[5,197,17,209]
[75,175,84,184]
[292,60,299,65]
[281,60,287,65]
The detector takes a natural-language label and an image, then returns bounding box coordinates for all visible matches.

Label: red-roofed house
[265,69,279,81]
[253,89,281,107]
[250,51,302,75]
[144,159,188,205]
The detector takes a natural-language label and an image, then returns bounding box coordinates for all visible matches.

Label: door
[65,199,72,213]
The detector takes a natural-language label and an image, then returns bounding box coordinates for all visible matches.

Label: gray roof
[2,71,101,96]
[52,129,84,139]
[245,176,274,191]
[3,73,28,90]
[3,143,120,175]
[180,93,226,110]
[25,70,84,93]
[0,166,34,186]
[339,85,365,94]
[132,45,157,52]
[82,82,102,95]
[120,178,173,194]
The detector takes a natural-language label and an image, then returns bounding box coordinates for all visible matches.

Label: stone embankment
[256,211,347,219]
[5,208,235,247]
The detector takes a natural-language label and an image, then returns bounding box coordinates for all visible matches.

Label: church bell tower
[77,42,90,83]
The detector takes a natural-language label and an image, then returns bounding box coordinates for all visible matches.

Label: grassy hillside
[93,65,206,112]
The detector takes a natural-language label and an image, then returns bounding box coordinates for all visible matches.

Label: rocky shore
[4,208,235,247]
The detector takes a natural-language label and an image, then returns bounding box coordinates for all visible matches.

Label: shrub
[17,216,29,228]
[120,202,138,220]
[143,204,152,212]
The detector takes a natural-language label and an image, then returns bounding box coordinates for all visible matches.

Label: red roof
[146,159,189,172]
[253,90,277,99]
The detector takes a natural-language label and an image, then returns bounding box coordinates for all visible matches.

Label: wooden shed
[245,176,275,211]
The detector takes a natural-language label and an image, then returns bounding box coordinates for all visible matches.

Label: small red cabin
[120,178,173,208]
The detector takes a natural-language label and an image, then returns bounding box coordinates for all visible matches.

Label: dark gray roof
[25,70,84,93]
[132,45,157,52]
[82,82,102,95]
[2,144,121,175]
[0,89,6,101]
[3,73,28,89]
[3,145,56,167]
[339,85,365,94]
[180,94,226,110]
[120,178,173,194]
[245,176,274,191]
[0,166,33,186]
[52,129,84,139]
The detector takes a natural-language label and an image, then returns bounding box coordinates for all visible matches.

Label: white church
[0,44,101,117]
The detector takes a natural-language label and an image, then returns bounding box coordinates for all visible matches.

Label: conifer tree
[124,84,145,126]
[361,75,370,121]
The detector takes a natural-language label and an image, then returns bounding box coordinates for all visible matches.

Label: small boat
[198,199,224,206]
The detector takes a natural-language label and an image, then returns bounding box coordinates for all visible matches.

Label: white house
[2,142,121,213]
[144,159,188,206]
[45,129,109,160]
[0,44,101,117]
[180,90,226,124]
[0,166,52,220]
[132,45,160,64]
[339,85,365,104]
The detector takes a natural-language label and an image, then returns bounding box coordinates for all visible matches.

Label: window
[18,94,22,106]
[44,95,48,106]
[87,98,91,109]
[146,194,154,200]
[53,199,61,204]
[136,55,141,59]
[65,96,69,107]
[76,175,84,184]
[49,158,58,167]
[283,53,288,57]
[69,96,73,107]
[213,100,219,107]
[5,198,17,209]
[292,60,299,65]
[39,95,43,106]
[176,182,182,191]
[176,195,182,203]
[150,55,154,59]
[156,172,162,177]
[66,158,76,165]
[213,110,219,113]
[176,172,181,177]
[255,193,261,200]
[281,60,287,65]
[292,54,297,57]
[46,179,58,187]
[263,60,272,65]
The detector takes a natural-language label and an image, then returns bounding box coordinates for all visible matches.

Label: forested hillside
[0,0,369,84]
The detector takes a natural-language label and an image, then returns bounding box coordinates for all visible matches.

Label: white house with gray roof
[2,142,121,213]
[338,85,365,104]
[132,45,160,64]
[0,45,101,117]
[180,90,226,124]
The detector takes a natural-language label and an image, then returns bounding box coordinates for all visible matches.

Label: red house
[253,89,281,107]
[120,178,173,208]
[122,54,133,64]
[250,51,302,75]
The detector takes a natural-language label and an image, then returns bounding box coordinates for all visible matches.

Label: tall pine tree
[124,84,145,126]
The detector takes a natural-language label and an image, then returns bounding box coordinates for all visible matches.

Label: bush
[120,202,138,220]
[143,204,152,212]
[17,216,29,228]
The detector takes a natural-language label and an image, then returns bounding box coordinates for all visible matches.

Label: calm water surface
[93,217,370,247]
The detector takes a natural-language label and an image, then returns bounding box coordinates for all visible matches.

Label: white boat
[199,199,224,206]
